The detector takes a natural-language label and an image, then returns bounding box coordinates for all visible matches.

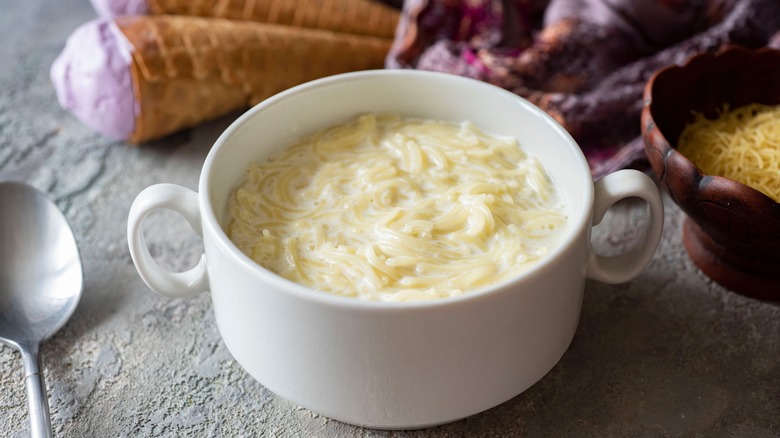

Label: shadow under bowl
[641,46,780,301]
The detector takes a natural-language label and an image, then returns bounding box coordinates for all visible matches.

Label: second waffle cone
[146,0,400,38]
[116,15,392,143]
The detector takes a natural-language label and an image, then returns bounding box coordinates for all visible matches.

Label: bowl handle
[586,169,664,284]
[127,183,209,298]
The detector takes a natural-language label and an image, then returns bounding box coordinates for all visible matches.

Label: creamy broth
[226,114,568,301]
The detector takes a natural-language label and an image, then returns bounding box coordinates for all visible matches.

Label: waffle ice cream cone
[51,16,392,143]
[92,0,401,39]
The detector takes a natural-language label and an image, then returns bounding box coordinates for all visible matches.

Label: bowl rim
[199,69,595,310]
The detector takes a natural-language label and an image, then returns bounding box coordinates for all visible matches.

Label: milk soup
[225,114,569,302]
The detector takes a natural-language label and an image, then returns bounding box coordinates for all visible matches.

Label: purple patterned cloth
[386,0,780,178]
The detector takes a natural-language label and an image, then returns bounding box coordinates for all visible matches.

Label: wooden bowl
[641,46,780,301]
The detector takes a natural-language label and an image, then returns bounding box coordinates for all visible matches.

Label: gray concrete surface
[1,1,779,436]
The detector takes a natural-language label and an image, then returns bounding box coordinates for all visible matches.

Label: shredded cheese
[677,103,780,202]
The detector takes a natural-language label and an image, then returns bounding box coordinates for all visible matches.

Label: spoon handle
[20,342,53,438]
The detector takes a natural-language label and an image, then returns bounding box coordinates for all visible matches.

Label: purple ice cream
[90,0,148,18]
[50,18,136,141]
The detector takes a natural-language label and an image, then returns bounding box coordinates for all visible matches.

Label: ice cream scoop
[50,18,136,141]
[90,0,148,18]
[51,16,392,143]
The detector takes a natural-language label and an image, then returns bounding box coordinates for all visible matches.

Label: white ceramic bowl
[128,70,663,429]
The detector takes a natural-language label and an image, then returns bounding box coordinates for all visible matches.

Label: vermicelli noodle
[226,114,568,302]
[677,103,780,202]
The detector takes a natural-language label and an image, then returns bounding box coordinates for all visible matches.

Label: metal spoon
[0,181,83,438]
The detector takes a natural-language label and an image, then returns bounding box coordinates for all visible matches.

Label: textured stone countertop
[1,1,779,437]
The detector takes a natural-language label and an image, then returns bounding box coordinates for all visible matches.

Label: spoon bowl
[0,181,83,438]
